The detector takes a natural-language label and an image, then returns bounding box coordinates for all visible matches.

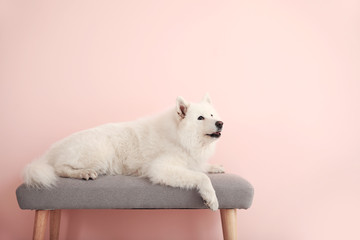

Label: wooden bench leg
[33,210,49,240]
[220,209,237,240]
[50,210,61,240]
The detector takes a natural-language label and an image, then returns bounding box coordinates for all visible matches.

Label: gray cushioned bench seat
[16,174,254,210]
[16,173,254,240]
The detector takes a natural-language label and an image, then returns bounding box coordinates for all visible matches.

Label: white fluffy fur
[24,94,224,210]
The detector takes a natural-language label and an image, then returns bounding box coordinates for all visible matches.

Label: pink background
[1,1,359,239]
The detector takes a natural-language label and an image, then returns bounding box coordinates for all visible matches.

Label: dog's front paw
[207,164,225,174]
[203,195,219,211]
[198,177,219,211]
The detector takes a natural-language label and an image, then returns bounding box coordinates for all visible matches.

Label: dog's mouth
[206,131,221,138]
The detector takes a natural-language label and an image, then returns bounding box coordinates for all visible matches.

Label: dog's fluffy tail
[23,158,57,188]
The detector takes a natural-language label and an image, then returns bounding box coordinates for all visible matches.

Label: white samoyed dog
[24,94,225,210]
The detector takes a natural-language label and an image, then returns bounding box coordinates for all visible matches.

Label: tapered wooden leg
[33,210,49,240]
[50,210,61,240]
[220,209,237,240]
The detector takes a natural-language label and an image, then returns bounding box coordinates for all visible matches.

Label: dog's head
[176,94,223,146]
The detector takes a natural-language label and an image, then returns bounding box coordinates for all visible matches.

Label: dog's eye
[197,116,205,120]
[211,114,213,117]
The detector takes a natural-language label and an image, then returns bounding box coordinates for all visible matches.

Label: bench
[16,173,254,240]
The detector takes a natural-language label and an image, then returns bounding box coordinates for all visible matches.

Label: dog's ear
[202,93,212,104]
[176,96,188,119]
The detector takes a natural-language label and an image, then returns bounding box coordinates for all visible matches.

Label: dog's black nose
[215,121,223,129]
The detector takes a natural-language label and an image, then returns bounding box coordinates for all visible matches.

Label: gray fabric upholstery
[16,174,254,210]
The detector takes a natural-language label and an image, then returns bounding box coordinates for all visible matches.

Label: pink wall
[1,1,359,239]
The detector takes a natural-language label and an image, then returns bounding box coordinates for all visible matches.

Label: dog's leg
[55,165,98,180]
[148,164,219,210]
